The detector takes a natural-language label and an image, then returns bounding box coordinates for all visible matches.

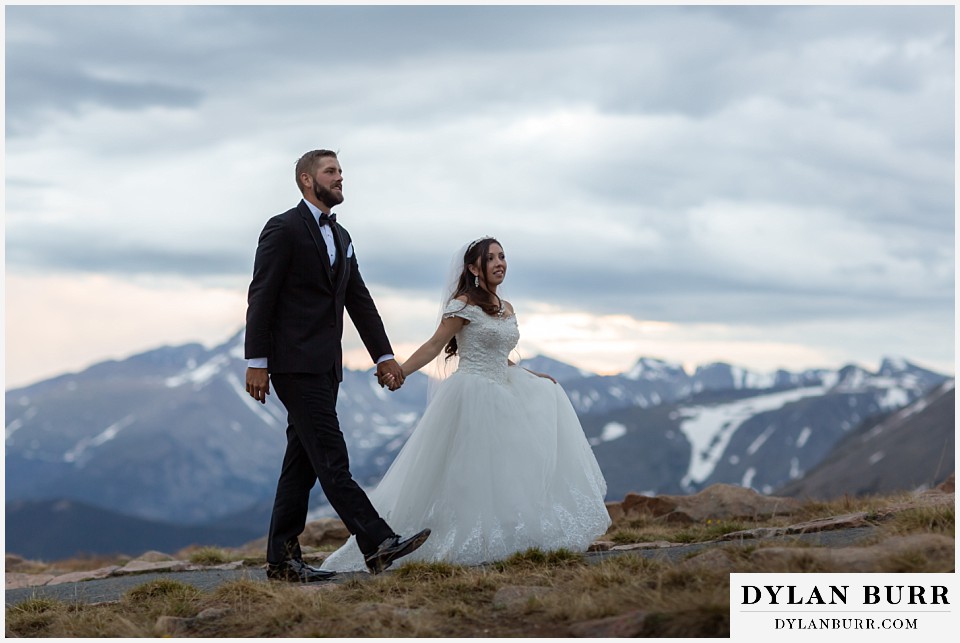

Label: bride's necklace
[492,294,504,318]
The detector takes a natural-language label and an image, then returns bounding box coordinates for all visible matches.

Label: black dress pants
[266,371,394,563]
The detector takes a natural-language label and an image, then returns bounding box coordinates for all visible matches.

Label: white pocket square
[346,242,354,258]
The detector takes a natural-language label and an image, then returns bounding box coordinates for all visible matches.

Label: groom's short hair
[295,149,338,192]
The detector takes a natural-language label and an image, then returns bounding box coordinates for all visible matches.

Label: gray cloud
[4,4,953,370]
[7,70,201,137]
[6,235,248,279]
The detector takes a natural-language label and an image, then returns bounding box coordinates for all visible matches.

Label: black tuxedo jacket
[244,200,392,380]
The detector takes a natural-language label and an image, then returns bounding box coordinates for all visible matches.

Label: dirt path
[4,526,879,607]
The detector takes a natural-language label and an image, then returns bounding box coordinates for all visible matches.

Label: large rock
[621,484,801,524]
[115,559,198,575]
[240,517,350,553]
[133,550,174,562]
[610,541,681,552]
[5,572,55,589]
[605,501,624,524]
[719,512,870,541]
[300,518,350,547]
[620,494,679,521]
[46,566,121,585]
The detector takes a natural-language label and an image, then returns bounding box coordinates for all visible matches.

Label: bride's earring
[474,275,479,287]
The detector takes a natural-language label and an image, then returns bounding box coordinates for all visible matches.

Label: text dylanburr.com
[730,573,956,640]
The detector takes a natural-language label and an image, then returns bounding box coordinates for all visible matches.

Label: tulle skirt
[321,366,611,571]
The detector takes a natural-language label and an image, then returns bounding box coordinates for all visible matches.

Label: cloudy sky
[4,4,955,389]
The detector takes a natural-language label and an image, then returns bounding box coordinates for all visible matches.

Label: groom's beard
[313,182,344,209]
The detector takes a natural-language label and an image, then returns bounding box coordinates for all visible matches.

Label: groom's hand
[376,359,404,391]
[246,367,270,404]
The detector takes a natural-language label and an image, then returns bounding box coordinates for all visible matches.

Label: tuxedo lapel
[296,202,335,286]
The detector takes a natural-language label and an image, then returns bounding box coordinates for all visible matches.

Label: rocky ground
[7,479,955,623]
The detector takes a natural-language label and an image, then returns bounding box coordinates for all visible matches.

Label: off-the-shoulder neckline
[446,300,517,320]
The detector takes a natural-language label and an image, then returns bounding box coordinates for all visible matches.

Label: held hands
[246,367,270,404]
[376,359,405,391]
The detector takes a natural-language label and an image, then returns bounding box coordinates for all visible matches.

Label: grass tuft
[211,578,279,605]
[187,546,233,565]
[492,547,584,571]
[5,598,64,636]
[123,578,200,603]
[886,506,955,537]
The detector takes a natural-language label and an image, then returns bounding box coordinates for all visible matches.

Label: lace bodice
[443,300,519,383]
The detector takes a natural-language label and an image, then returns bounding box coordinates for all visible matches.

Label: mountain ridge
[6,329,952,560]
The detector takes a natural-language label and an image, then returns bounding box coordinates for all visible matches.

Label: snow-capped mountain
[5,330,951,553]
[567,356,950,501]
[5,330,428,525]
[560,355,941,417]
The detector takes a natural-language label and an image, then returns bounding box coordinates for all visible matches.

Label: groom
[244,149,430,582]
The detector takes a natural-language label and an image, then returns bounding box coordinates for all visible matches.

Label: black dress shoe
[364,528,431,574]
[266,558,336,583]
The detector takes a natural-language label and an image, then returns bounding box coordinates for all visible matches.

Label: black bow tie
[319,212,337,227]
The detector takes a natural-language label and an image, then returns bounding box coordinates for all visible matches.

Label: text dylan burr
[742,584,949,606]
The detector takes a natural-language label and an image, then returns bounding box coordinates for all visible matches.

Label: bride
[321,237,610,571]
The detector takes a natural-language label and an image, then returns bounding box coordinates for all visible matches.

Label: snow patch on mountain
[63,415,136,466]
[625,358,686,381]
[165,354,230,388]
[677,386,826,490]
[878,387,909,410]
[6,407,37,440]
[5,418,25,440]
[789,457,802,480]
[589,422,628,446]
[746,425,776,456]
[601,422,627,442]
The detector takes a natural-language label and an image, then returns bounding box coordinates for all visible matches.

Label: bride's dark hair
[444,237,504,360]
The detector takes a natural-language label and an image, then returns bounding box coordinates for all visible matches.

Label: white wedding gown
[321,300,611,571]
